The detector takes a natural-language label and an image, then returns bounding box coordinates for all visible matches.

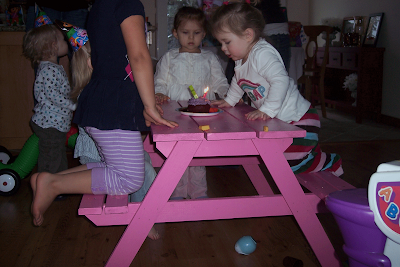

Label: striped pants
[284,107,343,176]
[85,127,145,195]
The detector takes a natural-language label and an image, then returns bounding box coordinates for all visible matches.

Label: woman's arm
[120,15,177,128]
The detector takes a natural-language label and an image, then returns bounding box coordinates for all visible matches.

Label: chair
[298,25,333,118]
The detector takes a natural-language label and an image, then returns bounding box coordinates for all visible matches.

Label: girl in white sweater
[155,6,229,199]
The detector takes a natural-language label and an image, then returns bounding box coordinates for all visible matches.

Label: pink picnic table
[79,100,353,266]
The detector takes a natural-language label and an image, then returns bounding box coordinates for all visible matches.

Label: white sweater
[225,39,310,123]
[154,48,229,101]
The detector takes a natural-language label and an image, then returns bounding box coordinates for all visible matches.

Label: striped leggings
[85,127,145,195]
[284,107,343,176]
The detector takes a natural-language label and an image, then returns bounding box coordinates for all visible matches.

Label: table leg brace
[105,140,202,267]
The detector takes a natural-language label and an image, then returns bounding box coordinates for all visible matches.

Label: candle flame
[203,87,209,98]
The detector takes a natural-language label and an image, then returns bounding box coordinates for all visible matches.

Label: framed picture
[363,13,384,47]
[340,16,363,43]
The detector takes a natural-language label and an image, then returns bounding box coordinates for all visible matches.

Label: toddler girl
[29,0,177,233]
[154,6,229,199]
[23,24,76,174]
[154,6,228,103]
[69,39,101,165]
[210,2,343,176]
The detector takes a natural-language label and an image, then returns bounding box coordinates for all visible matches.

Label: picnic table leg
[105,140,202,267]
[252,138,340,267]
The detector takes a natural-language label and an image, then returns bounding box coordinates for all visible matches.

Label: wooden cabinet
[316,47,385,123]
[0,31,70,149]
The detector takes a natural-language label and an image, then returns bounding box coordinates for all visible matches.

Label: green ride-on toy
[0,126,78,196]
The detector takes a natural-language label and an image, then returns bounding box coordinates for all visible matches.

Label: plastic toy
[0,145,13,164]
[0,126,78,196]
[368,160,400,266]
[235,236,257,255]
[326,160,400,267]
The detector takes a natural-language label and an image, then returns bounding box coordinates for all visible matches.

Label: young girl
[29,0,177,234]
[210,2,343,176]
[22,24,76,174]
[154,6,228,200]
[70,37,159,235]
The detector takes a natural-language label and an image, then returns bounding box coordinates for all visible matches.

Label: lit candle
[203,87,209,98]
[189,85,198,99]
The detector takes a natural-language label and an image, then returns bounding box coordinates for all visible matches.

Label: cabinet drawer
[316,51,324,66]
[329,52,341,67]
[342,52,357,69]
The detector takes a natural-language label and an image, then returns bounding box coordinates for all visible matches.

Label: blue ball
[235,236,257,255]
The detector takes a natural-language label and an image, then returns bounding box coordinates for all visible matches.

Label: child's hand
[245,110,271,121]
[211,99,232,108]
[155,93,170,104]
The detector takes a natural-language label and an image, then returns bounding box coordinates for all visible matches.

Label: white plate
[177,107,223,117]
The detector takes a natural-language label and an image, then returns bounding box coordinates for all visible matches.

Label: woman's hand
[143,106,178,128]
[156,104,164,116]
[245,110,271,121]
[211,99,232,108]
[155,93,170,105]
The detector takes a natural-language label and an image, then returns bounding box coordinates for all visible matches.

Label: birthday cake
[187,97,211,113]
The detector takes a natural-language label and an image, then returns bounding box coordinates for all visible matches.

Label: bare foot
[148,226,160,240]
[31,172,59,226]
[30,172,40,216]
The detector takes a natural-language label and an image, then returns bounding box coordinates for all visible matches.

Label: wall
[308,0,400,119]
[142,1,157,58]
[286,0,309,24]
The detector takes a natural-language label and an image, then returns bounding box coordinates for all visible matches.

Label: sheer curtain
[156,0,198,58]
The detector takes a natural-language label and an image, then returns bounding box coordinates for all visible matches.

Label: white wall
[286,0,309,24]
[308,0,400,119]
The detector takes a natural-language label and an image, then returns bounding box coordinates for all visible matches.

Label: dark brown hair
[173,6,207,32]
[210,2,265,41]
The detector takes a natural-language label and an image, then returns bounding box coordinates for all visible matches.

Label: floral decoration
[321,17,342,33]
[343,73,358,106]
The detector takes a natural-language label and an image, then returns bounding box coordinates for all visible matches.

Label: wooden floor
[1,140,400,267]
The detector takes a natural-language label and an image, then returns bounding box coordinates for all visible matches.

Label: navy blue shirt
[74,0,149,131]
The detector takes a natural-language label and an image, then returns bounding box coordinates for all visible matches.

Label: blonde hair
[210,2,265,41]
[22,24,60,68]
[70,40,92,102]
